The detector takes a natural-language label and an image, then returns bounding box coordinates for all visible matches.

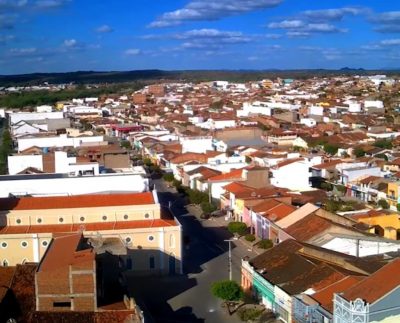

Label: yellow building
[0,191,182,275]
[387,182,400,210]
[357,212,400,240]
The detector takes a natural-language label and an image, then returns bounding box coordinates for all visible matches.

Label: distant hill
[0,69,399,86]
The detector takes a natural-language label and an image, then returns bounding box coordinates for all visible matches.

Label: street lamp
[224,238,237,281]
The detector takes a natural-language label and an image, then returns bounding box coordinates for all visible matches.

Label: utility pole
[224,239,235,280]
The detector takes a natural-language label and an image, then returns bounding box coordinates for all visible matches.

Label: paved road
[126,177,259,323]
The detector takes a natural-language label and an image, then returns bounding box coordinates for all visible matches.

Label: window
[144,213,150,219]
[102,215,107,221]
[16,219,21,224]
[37,218,42,224]
[80,216,85,222]
[2,259,8,267]
[53,302,71,308]
[125,237,132,243]
[126,258,133,270]
[123,214,129,220]
[149,256,155,269]
[148,235,154,242]
[1,242,7,248]
[59,217,64,223]
[21,241,28,248]
[42,241,48,247]
[169,234,175,248]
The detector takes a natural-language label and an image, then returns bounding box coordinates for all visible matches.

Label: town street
[126,177,259,323]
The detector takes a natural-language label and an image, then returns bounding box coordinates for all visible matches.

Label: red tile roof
[0,219,177,235]
[208,168,244,182]
[273,158,304,169]
[312,276,365,313]
[341,258,400,304]
[0,192,155,211]
[38,233,94,272]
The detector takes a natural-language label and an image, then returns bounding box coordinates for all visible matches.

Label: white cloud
[149,0,283,27]
[95,24,113,33]
[301,7,368,22]
[63,39,77,47]
[380,39,400,46]
[124,48,141,55]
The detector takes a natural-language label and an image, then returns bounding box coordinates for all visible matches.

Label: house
[333,258,400,323]
[0,191,182,275]
[271,158,311,190]
[241,239,383,323]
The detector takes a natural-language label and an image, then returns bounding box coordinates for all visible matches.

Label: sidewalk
[185,204,263,256]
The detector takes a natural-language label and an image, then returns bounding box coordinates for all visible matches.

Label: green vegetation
[321,182,333,191]
[324,199,360,213]
[354,147,366,158]
[227,222,248,236]
[120,140,131,150]
[323,143,340,155]
[257,239,273,250]
[237,307,264,322]
[378,199,390,209]
[187,189,209,205]
[142,158,153,167]
[335,185,347,193]
[397,204,400,212]
[373,139,393,149]
[211,280,244,302]
[0,83,140,109]
[200,201,217,215]
[0,124,12,174]
[375,153,388,161]
[162,173,174,182]
[244,234,256,242]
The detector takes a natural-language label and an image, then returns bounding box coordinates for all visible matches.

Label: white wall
[271,161,310,190]
[180,137,214,153]
[17,134,104,152]
[8,155,43,175]
[9,112,63,125]
[0,173,149,197]
[322,237,400,257]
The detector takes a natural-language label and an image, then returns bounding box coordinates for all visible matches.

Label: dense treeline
[0,121,12,174]
[1,69,399,87]
[0,82,143,109]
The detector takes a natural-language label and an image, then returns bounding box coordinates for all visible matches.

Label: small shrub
[200,201,217,214]
[397,203,400,212]
[237,307,264,322]
[257,239,273,250]
[162,173,174,182]
[244,234,256,242]
[211,280,243,302]
[377,199,390,209]
[228,222,248,236]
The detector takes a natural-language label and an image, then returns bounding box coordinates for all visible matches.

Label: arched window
[169,234,175,248]
[2,259,9,267]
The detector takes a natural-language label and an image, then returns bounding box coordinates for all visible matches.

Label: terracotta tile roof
[0,266,16,302]
[208,168,244,182]
[358,176,382,184]
[0,192,154,211]
[273,158,304,169]
[38,233,94,272]
[168,152,208,164]
[285,213,335,242]
[312,276,365,313]
[251,199,281,213]
[263,203,297,222]
[342,258,400,304]
[223,182,254,194]
[0,218,177,235]
[312,159,343,170]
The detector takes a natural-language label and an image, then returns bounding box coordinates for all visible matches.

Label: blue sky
[0,0,400,74]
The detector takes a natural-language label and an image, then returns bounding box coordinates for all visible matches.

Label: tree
[354,147,365,158]
[211,280,243,302]
[323,143,339,155]
[258,239,273,249]
[244,234,256,242]
[162,173,174,182]
[228,222,248,236]
[200,201,217,214]
[142,158,153,167]
[397,204,400,212]
[325,199,341,213]
[120,140,131,150]
[374,139,393,149]
[377,199,390,209]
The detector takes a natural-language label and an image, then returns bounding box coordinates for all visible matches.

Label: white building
[180,136,214,153]
[8,111,64,126]
[271,158,311,190]
[0,173,149,197]
[237,101,273,117]
[17,134,104,152]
